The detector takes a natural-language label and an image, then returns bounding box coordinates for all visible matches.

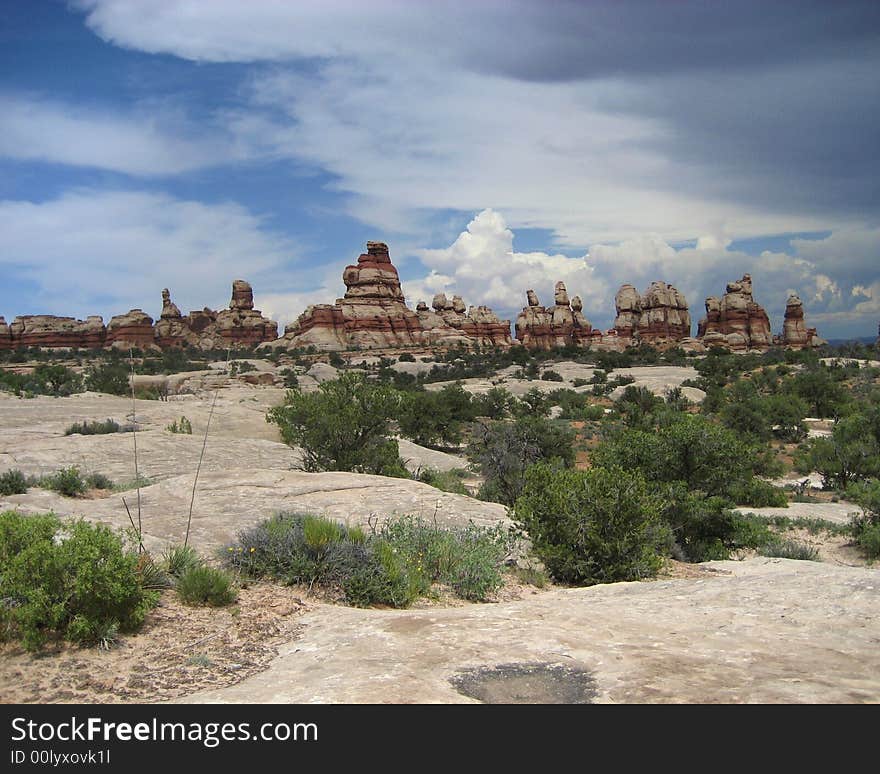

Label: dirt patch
[451,662,597,704]
[0,581,308,704]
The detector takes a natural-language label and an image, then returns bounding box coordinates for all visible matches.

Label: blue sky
[1,0,878,338]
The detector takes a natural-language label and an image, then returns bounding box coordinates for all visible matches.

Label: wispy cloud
[0,93,239,176]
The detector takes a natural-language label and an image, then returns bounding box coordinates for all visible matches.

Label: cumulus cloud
[0,94,239,176]
[401,210,874,337]
[402,209,607,321]
[0,190,298,320]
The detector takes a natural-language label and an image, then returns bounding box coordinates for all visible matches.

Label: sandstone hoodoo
[780,293,825,349]
[515,282,593,350]
[612,281,691,346]
[267,241,512,351]
[697,274,772,352]
[0,280,277,351]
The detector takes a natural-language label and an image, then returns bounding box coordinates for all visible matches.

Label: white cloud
[401,210,875,337]
[0,190,297,321]
[0,94,238,176]
[402,209,607,321]
[73,1,835,244]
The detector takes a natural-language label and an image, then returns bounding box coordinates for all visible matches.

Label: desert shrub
[592,414,766,501]
[0,512,158,650]
[227,512,508,605]
[758,539,820,561]
[417,467,470,495]
[0,469,28,496]
[513,464,671,585]
[376,516,510,602]
[397,353,416,362]
[162,544,201,578]
[468,416,576,506]
[727,478,789,508]
[85,472,113,490]
[398,384,475,447]
[663,492,775,562]
[795,414,880,489]
[267,372,406,476]
[856,524,880,560]
[64,418,121,436]
[541,369,564,382]
[341,542,422,608]
[166,416,193,434]
[280,368,299,388]
[41,467,87,497]
[112,475,152,492]
[471,387,514,420]
[136,554,171,590]
[176,565,237,606]
[84,362,129,396]
[229,360,257,376]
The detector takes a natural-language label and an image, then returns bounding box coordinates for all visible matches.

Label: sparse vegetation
[176,564,238,607]
[0,469,29,496]
[226,512,511,606]
[64,418,122,436]
[166,415,193,434]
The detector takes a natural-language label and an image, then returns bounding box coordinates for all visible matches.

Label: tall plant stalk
[128,349,142,550]
[184,349,231,548]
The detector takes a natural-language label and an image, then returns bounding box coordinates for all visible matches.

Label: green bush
[727,478,789,508]
[85,472,113,490]
[40,467,87,497]
[856,524,880,560]
[0,469,28,496]
[541,369,564,382]
[514,464,671,585]
[663,492,776,562]
[468,415,575,506]
[0,512,158,651]
[267,373,406,476]
[758,539,820,561]
[227,512,509,605]
[84,362,129,396]
[166,416,193,434]
[64,418,121,436]
[162,544,201,578]
[417,467,470,495]
[176,565,237,606]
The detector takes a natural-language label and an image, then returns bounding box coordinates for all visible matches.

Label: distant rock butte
[516,279,693,352]
[697,274,823,352]
[515,281,594,350]
[266,242,512,351]
[779,293,826,349]
[0,281,278,351]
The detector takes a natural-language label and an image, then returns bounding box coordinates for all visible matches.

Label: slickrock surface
[184,558,880,704]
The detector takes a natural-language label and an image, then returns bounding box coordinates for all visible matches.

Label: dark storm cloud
[462,1,880,82]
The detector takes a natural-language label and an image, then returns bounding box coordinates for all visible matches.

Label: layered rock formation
[514,282,593,349]
[780,293,825,349]
[417,294,512,348]
[1,315,106,349]
[611,281,690,345]
[697,274,772,352]
[0,281,277,351]
[269,242,512,351]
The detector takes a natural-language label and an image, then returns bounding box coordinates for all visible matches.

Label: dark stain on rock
[451,662,597,704]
